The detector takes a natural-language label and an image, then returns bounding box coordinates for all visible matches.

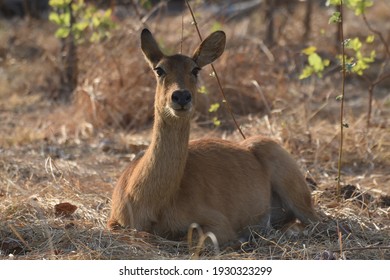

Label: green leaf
[73,29,82,42]
[329,11,341,24]
[300,51,330,79]
[49,0,71,8]
[366,35,375,43]
[74,21,89,32]
[62,11,71,26]
[308,53,324,72]
[324,59,330,67]
[342,38,351,46]
[209,103,220,113]
[198,86,207,94]
[348,0,373,15]
[92,16,101,27]
[49,12,61,25]
[346,37,362,52]
[55,27,70,38]
[89,32,101,43]
[299,66,314,80]
[71,0,84,13]
[370,50,376,60]
[212,117,221,127]
[340,40,376,76]
[50,0,115,45]
[104,9,112,18]
[326,0,341,6]
[302,46,317,56]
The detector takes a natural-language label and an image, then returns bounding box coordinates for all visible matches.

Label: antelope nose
[172,90,192,107]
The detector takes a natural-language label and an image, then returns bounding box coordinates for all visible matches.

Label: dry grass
[1,1,389,259]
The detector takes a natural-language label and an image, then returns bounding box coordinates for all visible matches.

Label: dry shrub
[71,29,155,130]
[0,19,61,98]
[64,14,282,132]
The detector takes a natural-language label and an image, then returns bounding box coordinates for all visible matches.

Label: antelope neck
[133,113,190,206]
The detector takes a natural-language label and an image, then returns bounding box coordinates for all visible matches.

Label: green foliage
[209,103,221,126]
[49,0,72,8]
[339,36,376,75]
[49,0,116,44]
[212,117,221,127]
[299,47,330,79]
[197,86,220,127]
[326,0,373,15]
[300,2,376,80]
[208,102,220,113]
[366,35,375,43]
[347,0,373,15]
[198,85,207,94]
[328,11,341,24]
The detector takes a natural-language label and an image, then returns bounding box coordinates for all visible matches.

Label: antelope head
[140,28,226,122]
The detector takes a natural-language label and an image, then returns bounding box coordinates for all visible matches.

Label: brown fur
[107,29,318,244]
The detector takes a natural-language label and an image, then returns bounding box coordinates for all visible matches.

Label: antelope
[107,28,318,245]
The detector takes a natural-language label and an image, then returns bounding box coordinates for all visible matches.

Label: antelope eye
[191,67,201,77]
[154,67,165,77]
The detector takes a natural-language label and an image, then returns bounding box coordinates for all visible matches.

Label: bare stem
[336,1,346,199]
[185,0,203,41]
[185,0,246,139]
[362,12,390,58]
[361,11,390,128]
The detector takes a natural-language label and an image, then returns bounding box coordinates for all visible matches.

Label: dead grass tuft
[1,117,389,259]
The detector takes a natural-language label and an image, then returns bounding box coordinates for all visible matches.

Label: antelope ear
[192,31,226,68]
[141,29,164,68]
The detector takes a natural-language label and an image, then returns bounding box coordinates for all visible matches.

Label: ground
[0,1,389,259]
